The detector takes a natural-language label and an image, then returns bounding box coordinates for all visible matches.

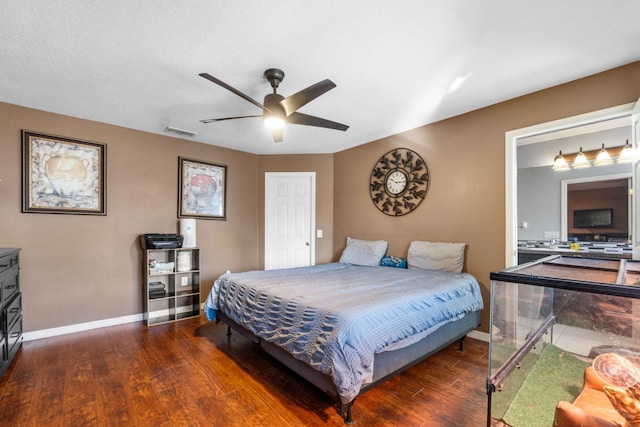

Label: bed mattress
[204,262,483,403]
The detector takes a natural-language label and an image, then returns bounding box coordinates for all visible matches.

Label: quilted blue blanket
[204,262,483,403]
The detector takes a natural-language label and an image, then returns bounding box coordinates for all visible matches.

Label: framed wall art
[178,157,227,220]
[22,131,107,215]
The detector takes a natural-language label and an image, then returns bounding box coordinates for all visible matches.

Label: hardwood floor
[0,316,489,426]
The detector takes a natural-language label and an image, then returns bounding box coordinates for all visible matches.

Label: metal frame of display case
[491,255,640,298]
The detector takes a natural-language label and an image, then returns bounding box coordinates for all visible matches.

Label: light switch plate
[180,276,188,287]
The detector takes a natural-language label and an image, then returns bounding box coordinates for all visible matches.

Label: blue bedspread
[204,262,483,403]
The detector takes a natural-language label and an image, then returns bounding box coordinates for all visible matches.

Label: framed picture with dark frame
[178,157,227,220]
[22,130,107,215]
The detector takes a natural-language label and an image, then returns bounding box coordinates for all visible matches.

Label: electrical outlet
[544,231,560,239]
[180,276,188,287]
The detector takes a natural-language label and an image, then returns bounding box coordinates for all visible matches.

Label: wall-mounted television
[573,208,613,228]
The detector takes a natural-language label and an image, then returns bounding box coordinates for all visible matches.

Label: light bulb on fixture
[264,116,285,129]
[552,150,570,171]
[617,139,634,164]
[594,143,613,166]
[572,147,590,169]
[262,92,286,130]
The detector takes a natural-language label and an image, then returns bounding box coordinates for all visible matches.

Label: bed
[203,239,484,424]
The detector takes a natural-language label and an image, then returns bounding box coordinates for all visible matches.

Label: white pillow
[407,241,466,273]
[339,237,388,266]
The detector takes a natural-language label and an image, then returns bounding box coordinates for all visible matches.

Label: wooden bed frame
[217,310,481,424]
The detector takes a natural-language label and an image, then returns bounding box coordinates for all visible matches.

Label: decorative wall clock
[369,148,429,216]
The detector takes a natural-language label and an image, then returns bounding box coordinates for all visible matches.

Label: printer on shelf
[141,233,183,249]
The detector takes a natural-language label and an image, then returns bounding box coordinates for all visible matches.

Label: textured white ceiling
[1,1,639,154]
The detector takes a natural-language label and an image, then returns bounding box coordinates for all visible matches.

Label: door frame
[264,172,316,269]
[505,102,636,267]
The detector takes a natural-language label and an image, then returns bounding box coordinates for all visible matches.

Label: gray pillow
[339,237,388,266]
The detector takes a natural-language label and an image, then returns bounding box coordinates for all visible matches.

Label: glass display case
[488,255,640,427]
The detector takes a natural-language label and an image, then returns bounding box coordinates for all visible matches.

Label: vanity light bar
[551,141,633,171]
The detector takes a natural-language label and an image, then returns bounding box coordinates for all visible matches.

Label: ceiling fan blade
[199,72,269,112]
[200,115,261,124]
[287,112,349,131]
[272,128,283,143]
[279,79,336,116]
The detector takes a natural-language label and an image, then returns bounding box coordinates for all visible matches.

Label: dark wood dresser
[0,248,21,378]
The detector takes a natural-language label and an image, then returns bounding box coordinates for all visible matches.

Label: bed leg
[458,335,466,352]
[338,401,355,425]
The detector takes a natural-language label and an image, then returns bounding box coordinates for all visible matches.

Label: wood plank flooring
[0,316,489,426]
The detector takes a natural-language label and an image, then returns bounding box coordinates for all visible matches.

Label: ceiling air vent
[164,126,198,137]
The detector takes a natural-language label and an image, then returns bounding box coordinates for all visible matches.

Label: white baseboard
[22,313,144,341]
[468,329,489,342]
[23,303,208,341]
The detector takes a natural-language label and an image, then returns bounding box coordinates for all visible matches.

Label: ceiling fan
[199,68,349,142]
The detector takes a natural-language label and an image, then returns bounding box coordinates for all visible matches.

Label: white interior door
[265,172,316,270]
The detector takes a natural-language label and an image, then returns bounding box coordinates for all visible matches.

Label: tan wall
[2,61,639,334]
[257,154,334,267]
[0,103,260,331]
[333,61,640,332]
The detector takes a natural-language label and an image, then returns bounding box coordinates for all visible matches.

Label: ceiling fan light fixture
[263,92,286,130]
[199,69,348,143]
[264,116,285,129]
